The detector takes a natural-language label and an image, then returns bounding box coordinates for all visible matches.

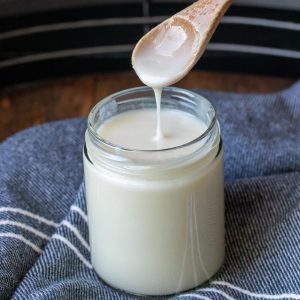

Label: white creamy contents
[84,133,224,295]
[133,24,197,88]
[84,101,224,295]
[98,109,206,150]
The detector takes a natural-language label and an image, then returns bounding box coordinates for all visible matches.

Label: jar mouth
[87,86,216,154]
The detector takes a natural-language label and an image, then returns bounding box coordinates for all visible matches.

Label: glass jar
[83,86,224,296]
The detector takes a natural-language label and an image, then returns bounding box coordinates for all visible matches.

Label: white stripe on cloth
[178,288,236,300]
[200,288,236,300]
[52,234,92,269]
[177,293,212,300]
[0,220,50,240]
[70,205,88,223]
[0,232,42,253]
[0,224,91,268]
[61,220,90,251]
[0,207,91,264]
[212,281,300,299]
[0,207,59,227]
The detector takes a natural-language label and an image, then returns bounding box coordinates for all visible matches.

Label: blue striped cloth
[0,82,299,299]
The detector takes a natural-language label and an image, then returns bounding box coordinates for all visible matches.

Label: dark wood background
[0,71,296,142]
[0,1,299,142]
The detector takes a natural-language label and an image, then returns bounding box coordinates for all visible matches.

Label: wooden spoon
[132,0,232,87]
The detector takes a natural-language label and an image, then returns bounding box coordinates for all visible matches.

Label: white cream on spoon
[132,0,232,141]
[132,23,198,89]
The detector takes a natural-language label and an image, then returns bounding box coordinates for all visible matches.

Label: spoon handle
[178,0,232,31]
[176,0,232,51]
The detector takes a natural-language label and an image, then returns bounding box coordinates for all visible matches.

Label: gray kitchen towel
[0,82,299,300]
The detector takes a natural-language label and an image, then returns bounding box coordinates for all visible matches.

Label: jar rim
[87,86,216,154]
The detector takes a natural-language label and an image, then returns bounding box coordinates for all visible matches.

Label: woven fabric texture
[0,82,299,299]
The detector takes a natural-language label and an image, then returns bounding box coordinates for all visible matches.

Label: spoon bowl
[132,0,232,87]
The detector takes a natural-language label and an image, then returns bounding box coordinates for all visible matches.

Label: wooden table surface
[0,71,296,142]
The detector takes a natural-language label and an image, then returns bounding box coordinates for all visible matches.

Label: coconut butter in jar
[83,86,224,296]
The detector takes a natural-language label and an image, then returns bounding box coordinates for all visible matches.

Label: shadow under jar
[83,86,224,296]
